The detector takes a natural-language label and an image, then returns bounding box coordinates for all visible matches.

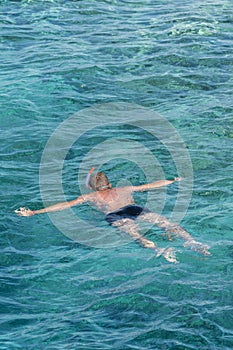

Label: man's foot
[155,247,178,263]
[183,240,211,256]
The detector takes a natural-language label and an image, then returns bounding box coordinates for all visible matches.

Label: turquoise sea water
[1,0,233,349]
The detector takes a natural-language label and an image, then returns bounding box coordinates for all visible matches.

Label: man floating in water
[15,167,211,263]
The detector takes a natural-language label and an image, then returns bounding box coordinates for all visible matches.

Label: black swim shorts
[105,204,150,225]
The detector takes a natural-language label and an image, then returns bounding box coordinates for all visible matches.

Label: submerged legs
[111,212,210,262]
[112,218,178,263]
[138,212,211,256]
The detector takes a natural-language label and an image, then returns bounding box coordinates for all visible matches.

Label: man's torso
[85,186,134,214]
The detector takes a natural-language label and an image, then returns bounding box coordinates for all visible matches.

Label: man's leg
[112,218,178,263]
[138,212,210,256]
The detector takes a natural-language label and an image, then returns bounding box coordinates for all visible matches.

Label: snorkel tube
[85,166,95,189]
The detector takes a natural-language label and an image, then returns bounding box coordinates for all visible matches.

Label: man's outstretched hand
[15,207,35,217]
[174,177,183,182]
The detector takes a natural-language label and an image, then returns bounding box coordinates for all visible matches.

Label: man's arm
[15,195,86,217]
[131,177,182,192]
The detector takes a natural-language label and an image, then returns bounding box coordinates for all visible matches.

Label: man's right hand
[15,207,35,217]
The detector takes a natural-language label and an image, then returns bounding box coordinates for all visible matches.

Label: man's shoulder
[114,186,133,194]
[82,192,97,201]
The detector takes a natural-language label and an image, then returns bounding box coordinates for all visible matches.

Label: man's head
[89,172,111,191]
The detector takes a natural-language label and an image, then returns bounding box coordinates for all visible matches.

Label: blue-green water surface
[1,0,233,349]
